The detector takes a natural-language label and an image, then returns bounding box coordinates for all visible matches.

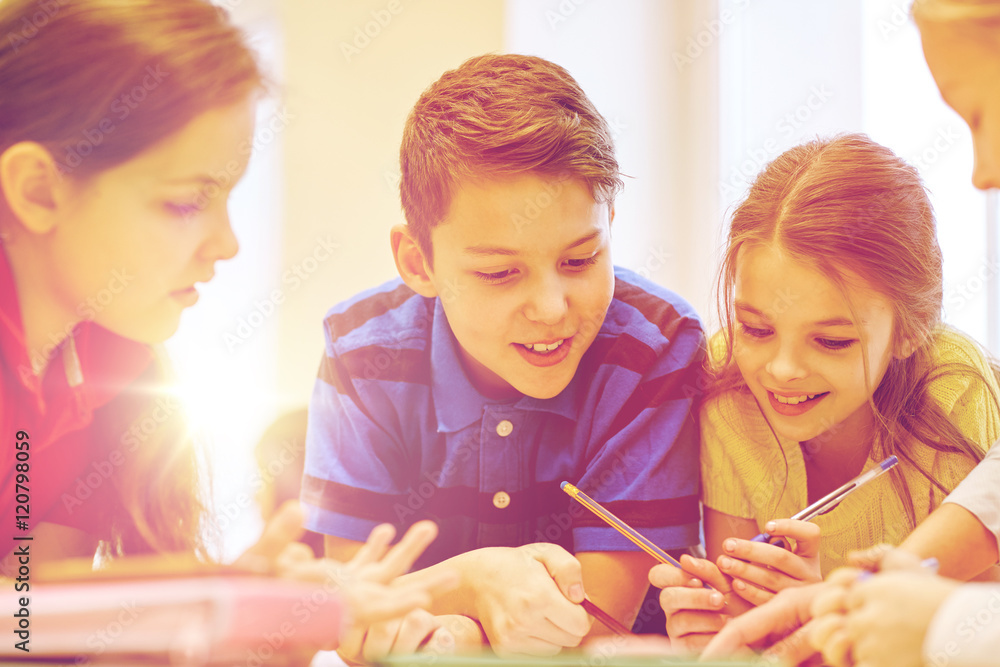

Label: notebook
[4,571,343,665]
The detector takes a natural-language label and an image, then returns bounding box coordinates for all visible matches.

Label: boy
[301,54,704,657]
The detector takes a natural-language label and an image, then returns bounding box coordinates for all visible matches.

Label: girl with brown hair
[654,133,1000,652]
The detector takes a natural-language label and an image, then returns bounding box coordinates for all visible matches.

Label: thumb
[846,543,894,571]
[763,619,820,666]
[533,543,585,603]
[879,548,925,572]
[764,519,821,559]
[236,500,305,572]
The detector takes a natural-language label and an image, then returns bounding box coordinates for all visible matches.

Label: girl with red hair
[0,0,451,649]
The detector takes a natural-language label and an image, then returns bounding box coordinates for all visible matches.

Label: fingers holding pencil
[651,556,733,652]
[560,482,725,597]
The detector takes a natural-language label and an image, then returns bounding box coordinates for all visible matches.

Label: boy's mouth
[514,337,572,367]
[520,339,565,353]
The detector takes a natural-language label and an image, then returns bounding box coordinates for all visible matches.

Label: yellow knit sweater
[700,327,1000,576]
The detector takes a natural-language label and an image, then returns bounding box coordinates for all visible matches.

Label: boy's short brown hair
[399,53,623,263]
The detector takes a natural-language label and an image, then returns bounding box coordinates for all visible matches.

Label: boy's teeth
[774,393,817,405]
[523,339,564,352]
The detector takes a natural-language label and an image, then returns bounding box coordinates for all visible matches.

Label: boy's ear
[0,142,63,235]
[390,224,438,298]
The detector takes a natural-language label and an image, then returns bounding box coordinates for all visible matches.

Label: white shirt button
[493,491,511,509]
[496,420,513,437]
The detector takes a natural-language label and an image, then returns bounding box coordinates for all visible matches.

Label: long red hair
[0,0,265,558]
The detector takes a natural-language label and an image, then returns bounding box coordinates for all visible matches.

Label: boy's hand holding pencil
[447,543,592,657]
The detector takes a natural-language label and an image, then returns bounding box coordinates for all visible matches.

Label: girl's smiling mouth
[767,390,829,416]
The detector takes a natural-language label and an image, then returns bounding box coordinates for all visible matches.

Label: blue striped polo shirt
[301,267,704,567]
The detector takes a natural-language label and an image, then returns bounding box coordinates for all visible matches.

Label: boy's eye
[738,323,772,339]
[565,254,600,270]
[475,269,517,284]
[817,338,856,351]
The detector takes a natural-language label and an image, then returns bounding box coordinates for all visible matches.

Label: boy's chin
[466,355,577,401]
[507,374,573,400]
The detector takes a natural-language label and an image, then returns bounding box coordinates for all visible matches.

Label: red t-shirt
[1,246,154,559]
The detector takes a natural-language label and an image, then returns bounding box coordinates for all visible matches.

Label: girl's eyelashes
[739,322,857,351]
[816,337,857,351]
[738,322,772,339]
[164,201,205,218]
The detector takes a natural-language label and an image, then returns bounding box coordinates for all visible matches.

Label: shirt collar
[430,298,580,432]
[0,243,35,394]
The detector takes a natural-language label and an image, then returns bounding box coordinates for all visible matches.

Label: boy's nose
[524,278,568,325]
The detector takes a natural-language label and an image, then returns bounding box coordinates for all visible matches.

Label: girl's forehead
[734,244,891,323]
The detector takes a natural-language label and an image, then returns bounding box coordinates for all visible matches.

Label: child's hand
[277,520,458,629]
[336,608,453,665]
[715,519,822,605]
[809,554,954,667]
[648,554,751,653]
[232,499,309,574]
[701,583,825,664]
[466,543,592,657]
[846,542,894,571]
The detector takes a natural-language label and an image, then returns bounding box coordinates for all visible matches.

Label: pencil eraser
[560,481,568,489]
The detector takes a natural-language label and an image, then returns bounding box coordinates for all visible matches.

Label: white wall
[277,0,505,413]
[861,0,992,349]
[715,0,993,349]
[506,1,723,329]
